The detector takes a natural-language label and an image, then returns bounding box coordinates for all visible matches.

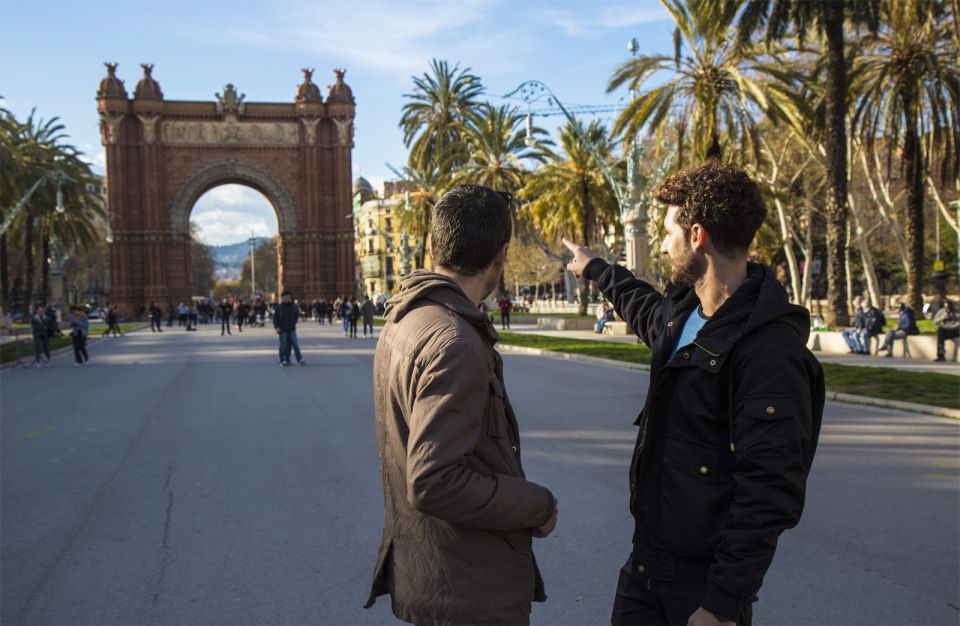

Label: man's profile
[365,184,557,626]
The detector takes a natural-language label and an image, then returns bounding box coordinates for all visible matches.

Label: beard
[669,242,707,288]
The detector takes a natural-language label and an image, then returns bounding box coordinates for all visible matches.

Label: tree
[851,0,960,312]
[0,108,103,311]
[189,222,216,297]
[239,236,278,296]
[733,0,881,326]
[399,59,484,173]
[608,0,798,164]
[520,119,621,315]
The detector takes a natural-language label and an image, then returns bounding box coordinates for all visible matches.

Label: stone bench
[602,321,631,336]
[807,331,959,362]
[536,317,597,331]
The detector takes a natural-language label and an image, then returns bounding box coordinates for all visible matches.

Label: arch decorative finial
[105,62,118,76]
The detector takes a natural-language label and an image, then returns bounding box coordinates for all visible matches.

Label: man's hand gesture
[562,237,598,278]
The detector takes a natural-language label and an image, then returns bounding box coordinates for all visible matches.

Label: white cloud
[535,3,671,37]
[191,185,278,245]
[190,0,526,76]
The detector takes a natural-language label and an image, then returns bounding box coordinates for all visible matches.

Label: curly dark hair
[655,161,766,258]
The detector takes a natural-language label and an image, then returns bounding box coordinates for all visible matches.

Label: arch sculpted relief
[161,120,299,146]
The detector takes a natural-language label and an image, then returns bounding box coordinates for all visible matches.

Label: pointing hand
[562,237,598,278]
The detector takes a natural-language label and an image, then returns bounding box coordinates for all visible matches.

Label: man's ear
[690,224,708,253]
[496,242,509,265]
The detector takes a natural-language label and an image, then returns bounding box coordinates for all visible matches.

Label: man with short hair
[564,161,824,626]
[273,291,303,366]
[366,184,557,625]
[856,298,885,355]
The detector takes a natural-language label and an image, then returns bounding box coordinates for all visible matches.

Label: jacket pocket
[658,436,735,558]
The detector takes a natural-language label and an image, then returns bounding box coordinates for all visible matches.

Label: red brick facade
[96,64,356,313]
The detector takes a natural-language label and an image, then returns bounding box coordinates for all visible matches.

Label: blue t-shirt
[670,305,710,359]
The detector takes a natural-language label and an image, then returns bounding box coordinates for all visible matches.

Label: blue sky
[0,0,675,244]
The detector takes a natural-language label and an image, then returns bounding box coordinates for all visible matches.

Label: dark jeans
[151,317,163,332]
[104,322,122,336]
[71,334,89,364]
[221,317,232,335]
[363,320,374,336]
[279,330,302,363]
[33,336,50,362]
[349,319,358,338]
[611,557,752,626]
[937,326,959,358]
[501,311,510,329]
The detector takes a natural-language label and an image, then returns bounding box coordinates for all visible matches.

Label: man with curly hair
[564,161,824,626]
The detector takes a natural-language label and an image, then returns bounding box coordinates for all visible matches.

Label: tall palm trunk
[41,232,51,307]
[578,182,594,317]
[706,132,722,160]
[1,230,8,314]
[903,96,925,312]
[23,215,35,310]
[822,2,850,328]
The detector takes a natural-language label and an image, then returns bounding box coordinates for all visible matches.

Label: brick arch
[96,65,358,312]
[169,159,297,235]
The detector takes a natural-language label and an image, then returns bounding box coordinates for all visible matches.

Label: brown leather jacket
[365,271,555,626]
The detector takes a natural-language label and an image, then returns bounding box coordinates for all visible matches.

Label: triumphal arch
[96,63,356,313]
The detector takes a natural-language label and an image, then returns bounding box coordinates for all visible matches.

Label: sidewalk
[500,321,960,377]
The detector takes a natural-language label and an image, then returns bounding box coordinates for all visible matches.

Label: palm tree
[733,0,881,327]
[391,162,453,271]
[607,0,798,165]
[520,119,621,315]
[0,109,102,311]
[399,59,484,173]
[851,0,960,312]
[454,102,552,237]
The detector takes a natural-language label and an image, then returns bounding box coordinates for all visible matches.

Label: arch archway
[96,64,357,313]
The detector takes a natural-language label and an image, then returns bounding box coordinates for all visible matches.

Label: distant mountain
[208,238,270,266]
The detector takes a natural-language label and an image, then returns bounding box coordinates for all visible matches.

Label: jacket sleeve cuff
[539,488,556,527]
[701,583,743,623]
[583,258,610,283]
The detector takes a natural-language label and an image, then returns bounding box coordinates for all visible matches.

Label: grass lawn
[1,324,144,365]
[497,332,958,410]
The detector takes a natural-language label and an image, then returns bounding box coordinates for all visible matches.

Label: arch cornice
[169,158,297,234]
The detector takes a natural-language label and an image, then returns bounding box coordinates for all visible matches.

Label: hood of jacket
[666,262,810,356]
[384,270,498,341]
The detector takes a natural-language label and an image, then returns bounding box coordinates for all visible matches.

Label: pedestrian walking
[237,301,248,333]
[564,161,824,626]
[149,302,163,332]
[338,296,352,337]
[366,184,556,625]
[326,299,334,325]
[166,302,175,327]
[273,291,303,366]
[348,296,361,338]
[30,306,50,367]
[219,299,233,336]
[360,296,375,337]
[103,306,123,336]
[498,294,513,330]
[69,308,90,366]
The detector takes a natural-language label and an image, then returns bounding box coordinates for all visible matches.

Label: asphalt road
[1,322,957,625]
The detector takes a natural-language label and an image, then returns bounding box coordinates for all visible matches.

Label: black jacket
[585,259,824,621]
[273,302,299,332]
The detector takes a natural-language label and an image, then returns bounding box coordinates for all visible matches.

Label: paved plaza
[1,322,958,625]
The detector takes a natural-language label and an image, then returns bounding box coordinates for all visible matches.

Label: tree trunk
[822,2,850,327]
[23,215,35,311]
[849,194,882,309]
[903,98,925,313]
[0,230,8,314]
[706,132,721,160]
[41,233,50,307]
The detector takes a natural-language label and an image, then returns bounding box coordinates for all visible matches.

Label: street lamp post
[623,38,651,280]
[505,55,662,280]
[248,233,256,297]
